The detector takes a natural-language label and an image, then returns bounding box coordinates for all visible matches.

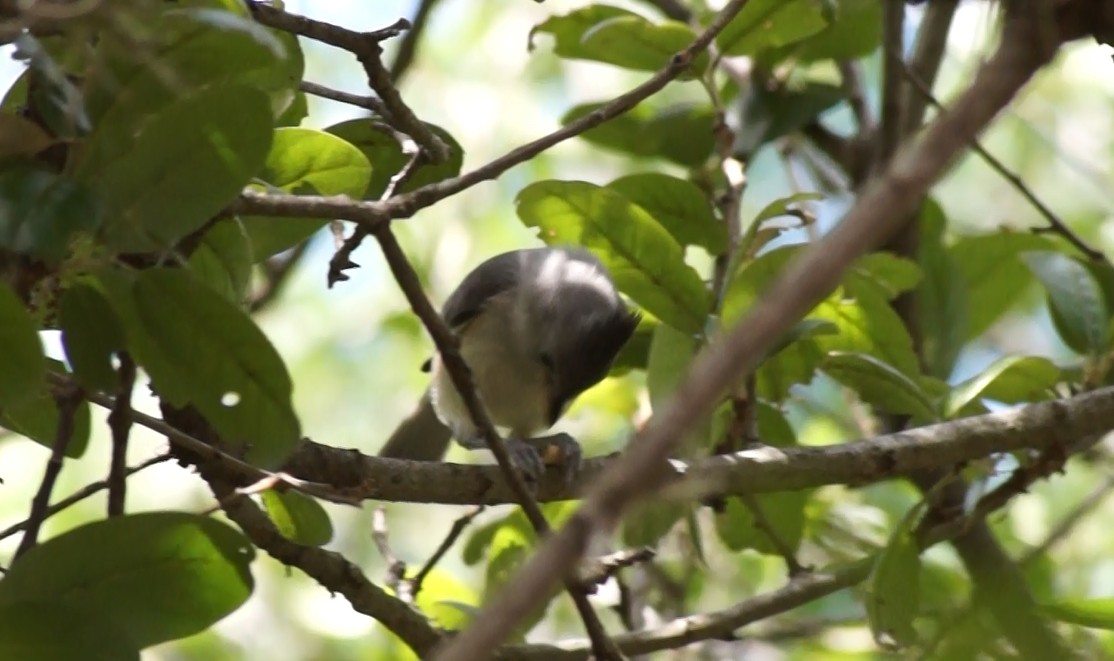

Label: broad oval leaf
[261,490,333,547]
[412,569,478,631]
[788,0,882,62]
[845,252,923,302]
[0,602,138,661]
[953,232,1052,339]
[82,5,297,165]
[945,355,1061,418]
[81,84,273,253]
[325,119,463,200]
[562,101,716,167]
[1022,250,1109,356]
[822,352,937,422]
[717,0,829,56]
[240,127,373,260]
[529,5,642,58]
[188,219,254,302]
[714,491,808,555]
[0,165,102,264]
[579,16,708,76]
[607,173,725,253]
[646,323,698,412]
[59,283,126,392]
[129,268,301,468]
[0,283,44,408]
[516,180,712,333]
[813,295,921,378]
[0,512,254,648]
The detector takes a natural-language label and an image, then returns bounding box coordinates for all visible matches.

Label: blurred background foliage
[2,0,1114,659]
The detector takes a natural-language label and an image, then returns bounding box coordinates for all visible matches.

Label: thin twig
[372,506,409,601]
[577,547,657,589]
[106,353,136,517]
[1019,471,1114,566]
[248,4,449,162]
[53,374,360,506]
[231,0,738,232]
[897,54,1107,263]
[411,505,486,598]
[299,80,389,116]
[0,455,169,543]
[14,383,82,559]
[372,227,624,659]
[900,0,959,136]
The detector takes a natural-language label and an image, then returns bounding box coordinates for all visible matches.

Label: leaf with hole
[122,268,300,468]
[59,283,127,392]
[0,512,254,648]
[516,180,711,333]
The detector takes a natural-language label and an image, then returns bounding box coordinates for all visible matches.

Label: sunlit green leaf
[188,219,254,302]
[0,512,254,648]
[562,101,716,166]
[717,0,829,56]
[946,356,1061,418]
[241,127,372,260]
[261,490,333,546]
[0,360,92,458]
[823,351,937,421]
[953,232,1052,339]
[516,179,712,333]
[1038,598,1114,629]
[867,503,924,647]
[607,173,725,253]
[325,119,463,200]
[577,16,708,76]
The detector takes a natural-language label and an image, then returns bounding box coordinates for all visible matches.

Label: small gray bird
[380,247,639,479]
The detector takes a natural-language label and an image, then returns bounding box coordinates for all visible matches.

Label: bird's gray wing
[441,249,536,328]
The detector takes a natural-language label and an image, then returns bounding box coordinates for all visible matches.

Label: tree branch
[432,9,1063,658]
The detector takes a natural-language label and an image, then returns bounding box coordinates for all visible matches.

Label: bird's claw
[505,433,582,485]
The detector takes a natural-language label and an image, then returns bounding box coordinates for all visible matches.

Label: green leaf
[646,323,698,412]
[261,490,333,546]
[577,16,708,76]
[0,165,102,263]
[1022,251,1109,355]
[918,200,968,378]
[1038,598,1114,629]
[714,491,808,555]
[789,0,882,61]
[0,361,92,458]
[845,252,923,302]
[953,232,1053,339]
[412,570,478,631]
[822,352,937,421]
[122,268,300,468]
[59,283,127,392]
[240,127,372,261]
[80,84,273,253]
[717,0,829,56]
[867,503,924,647]
[562,101,716,167]
[735,81,843,157]
[0,114,53,158]
[516,180,712,333]
[813,294,921,378]
[0,602,138,661]
[607,173,725,253]
[325,119,463,200]
[945,356,1061,418]
[0,283,44,408]
[188,219,254,302]
[622,501,688,547]
[0,512,254,648]
[82,6,296,165]
[529,5,642,58]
